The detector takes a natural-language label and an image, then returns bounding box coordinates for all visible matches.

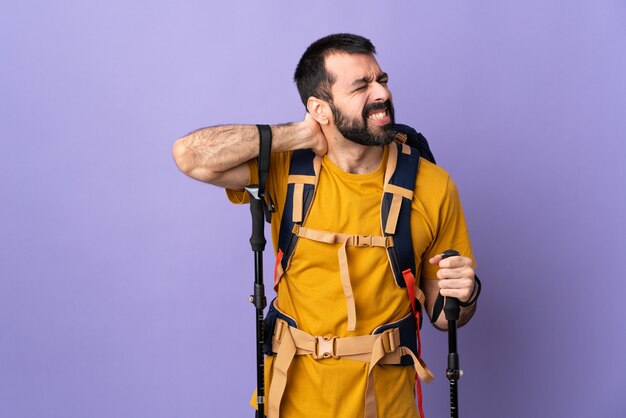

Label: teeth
[368,111,386,120]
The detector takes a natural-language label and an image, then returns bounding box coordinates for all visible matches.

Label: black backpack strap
[382,141,425,329]
[382,141,421,289]
[274,149,320,285]
[395,123,436,165]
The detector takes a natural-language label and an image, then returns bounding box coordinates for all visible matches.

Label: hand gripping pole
[245,124,273,418]
[442,249,462,418]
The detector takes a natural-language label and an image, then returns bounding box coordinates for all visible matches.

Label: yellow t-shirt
[227,145,474,418]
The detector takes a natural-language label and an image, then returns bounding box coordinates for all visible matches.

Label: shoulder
[415,157,453,197]
[412,157,465,225]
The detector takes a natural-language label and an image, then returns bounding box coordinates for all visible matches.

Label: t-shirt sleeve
[421,175,476,280]
[225,152,292,208]
[225,160,258,204]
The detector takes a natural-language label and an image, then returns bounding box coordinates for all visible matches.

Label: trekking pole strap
[257,124,272,194]
[459,275,481,307]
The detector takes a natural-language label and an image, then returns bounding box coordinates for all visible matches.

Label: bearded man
[173,33,479,418]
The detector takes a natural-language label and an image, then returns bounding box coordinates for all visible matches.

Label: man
[173,33,478,418]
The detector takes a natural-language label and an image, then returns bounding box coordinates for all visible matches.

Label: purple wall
[2,1,625,417]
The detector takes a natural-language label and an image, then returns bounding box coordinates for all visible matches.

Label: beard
[330,99,397,146]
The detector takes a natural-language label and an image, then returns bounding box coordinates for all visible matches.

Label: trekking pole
[246,185,268,418]
[442,249,462,418]
[246,124,273,418]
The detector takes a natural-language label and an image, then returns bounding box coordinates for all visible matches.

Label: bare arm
[423,255,478,330]
[172,114,327,190]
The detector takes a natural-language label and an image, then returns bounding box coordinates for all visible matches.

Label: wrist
[459,275,481,308]
[269,123,305,152]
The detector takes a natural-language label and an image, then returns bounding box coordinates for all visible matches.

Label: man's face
[325,53,396,146]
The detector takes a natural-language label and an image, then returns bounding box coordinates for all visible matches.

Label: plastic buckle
[263,192,276,222]
[274,320,286,343]
[381,329,399,354]
[315,336,337,359]
[385,236,394,248]
[355,235,373,247]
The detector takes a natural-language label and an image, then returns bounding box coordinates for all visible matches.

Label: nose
[370,81,390,102]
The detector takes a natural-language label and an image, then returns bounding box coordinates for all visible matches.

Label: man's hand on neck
[302,113,328,157]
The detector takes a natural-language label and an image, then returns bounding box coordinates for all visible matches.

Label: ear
[306,97,331,125]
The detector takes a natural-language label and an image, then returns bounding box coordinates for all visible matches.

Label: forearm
[172,122,316,182]
[173,125,257,178]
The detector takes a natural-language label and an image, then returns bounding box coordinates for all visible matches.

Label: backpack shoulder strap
[395,123,436,164]
[274,149,321,286]
[381,141,421,289]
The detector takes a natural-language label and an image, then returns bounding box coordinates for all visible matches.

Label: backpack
[260,123,437,418]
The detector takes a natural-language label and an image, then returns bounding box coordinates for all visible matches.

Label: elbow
[172,138,193,175]
[172,138,219,183]
[432,319,448,332]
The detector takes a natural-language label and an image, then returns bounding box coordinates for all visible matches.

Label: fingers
[439,287,474,302]
[428,254,442,265]
[437,275,474,288]
[438,277,475,302]
[303,113,328,156]
[430,254,475,302]
[436,264,474,280]
[314,137,328,157]
[430,255,472,269]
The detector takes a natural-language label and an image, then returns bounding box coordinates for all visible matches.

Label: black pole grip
[442,249,460,321]
[249,190,267,252]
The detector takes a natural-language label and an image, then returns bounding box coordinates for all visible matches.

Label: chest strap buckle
[353,235,373,247]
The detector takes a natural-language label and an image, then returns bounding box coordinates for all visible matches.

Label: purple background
[2,1,625,417]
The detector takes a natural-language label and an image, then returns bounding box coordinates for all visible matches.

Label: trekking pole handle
[247,186,267,253]
[442,249,461,321]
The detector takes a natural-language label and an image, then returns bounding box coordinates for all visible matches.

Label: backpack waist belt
[264,302,434,418]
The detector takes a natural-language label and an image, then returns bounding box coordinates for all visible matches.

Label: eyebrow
[350,72,389,88]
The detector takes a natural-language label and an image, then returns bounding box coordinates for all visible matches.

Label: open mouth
[365,105,391,126]
[363,100,392,125]
[367,109,388,121]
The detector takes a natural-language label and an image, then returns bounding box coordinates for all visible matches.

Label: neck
[323,128,385,174]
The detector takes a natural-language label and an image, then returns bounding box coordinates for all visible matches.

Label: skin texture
[172,52,477,329]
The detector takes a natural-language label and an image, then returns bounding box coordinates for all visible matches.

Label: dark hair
[294,33,376,107]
